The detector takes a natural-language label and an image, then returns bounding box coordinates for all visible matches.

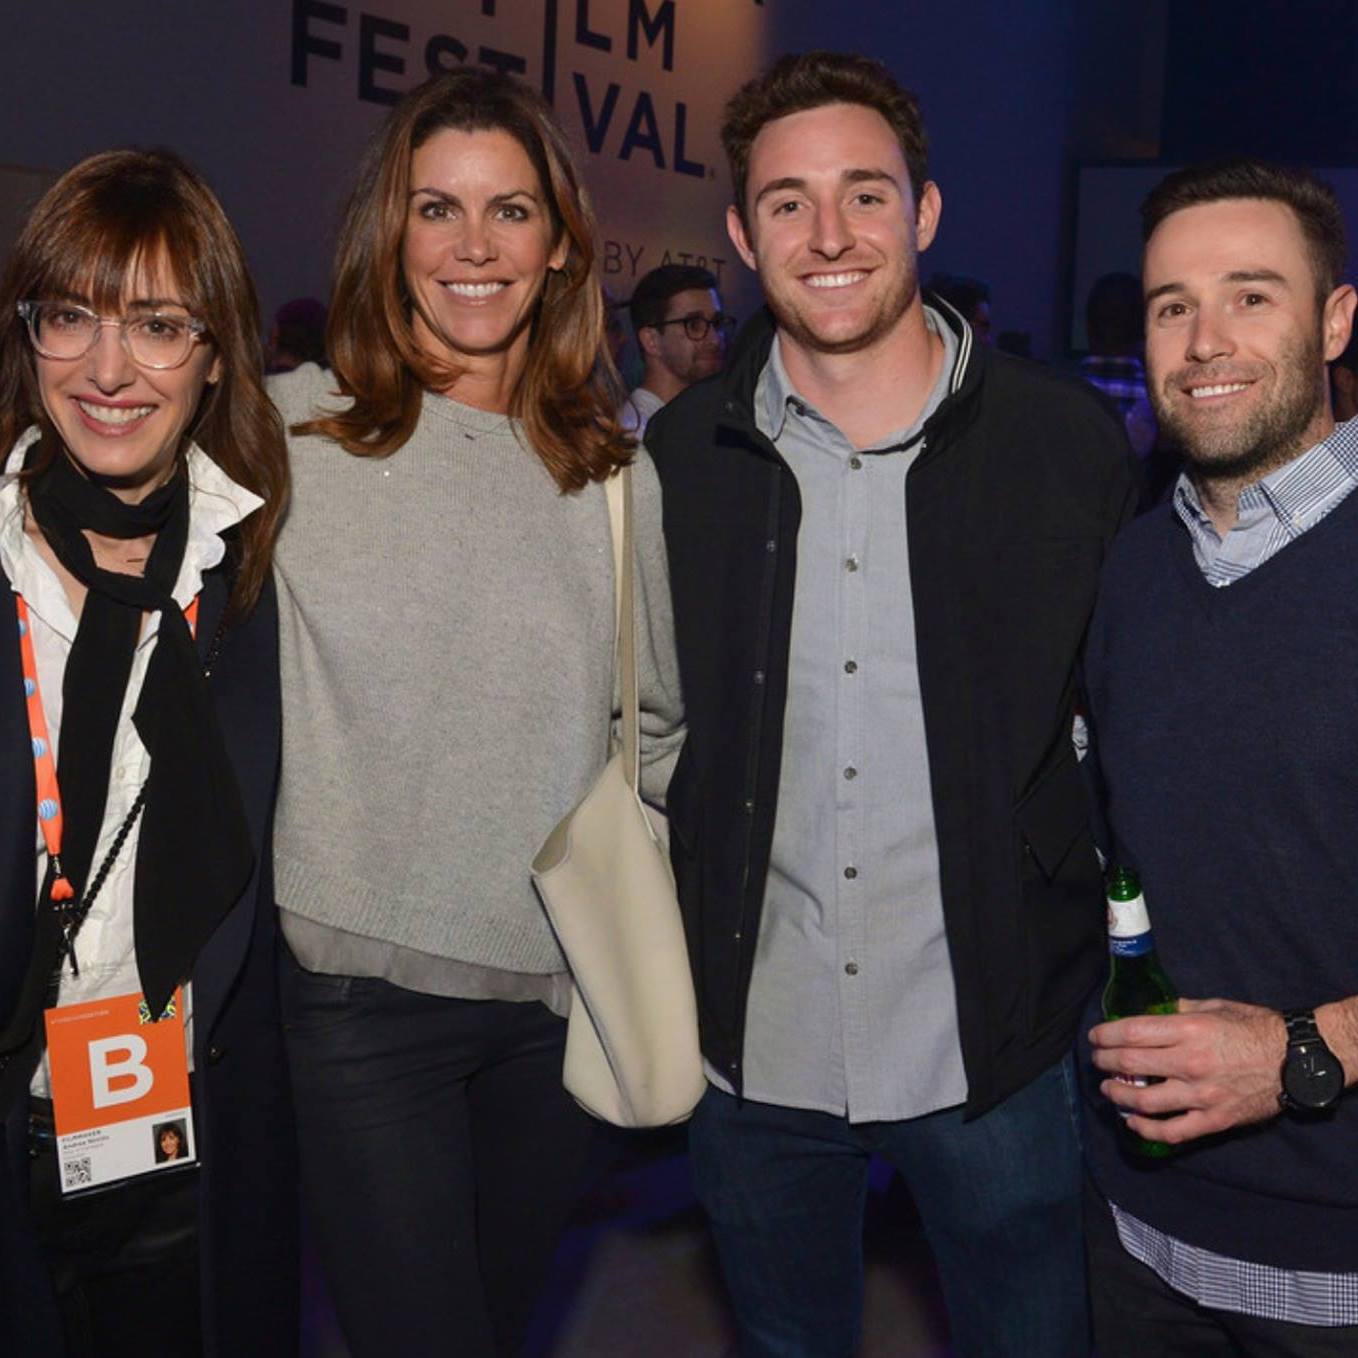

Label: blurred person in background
[621,263,732,438]
[1080,270,1158,461]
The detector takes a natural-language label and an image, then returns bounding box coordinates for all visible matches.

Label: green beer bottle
[1103,865,1177,1159]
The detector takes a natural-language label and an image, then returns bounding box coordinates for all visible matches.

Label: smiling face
[1144,197,1355,480]
[726,101,940,361]
[401,126,567,386]
[35,258,219,503]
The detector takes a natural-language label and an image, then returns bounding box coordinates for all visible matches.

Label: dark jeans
[689,1055,1088,1358]
[280,950,594,1358]
[1085,1180,1358,1358]
[28,1099,201,1358]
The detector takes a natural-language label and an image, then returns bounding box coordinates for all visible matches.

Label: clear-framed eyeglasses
[17,300,208,370]
[654,312,737,341]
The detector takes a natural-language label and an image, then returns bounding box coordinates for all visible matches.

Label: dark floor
[300,1128,953,1358]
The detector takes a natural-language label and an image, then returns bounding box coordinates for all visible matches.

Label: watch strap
[1278,1007,1345,1113]
[1282,1008,1322,1046]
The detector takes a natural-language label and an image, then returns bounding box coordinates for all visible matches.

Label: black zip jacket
[646,303,1139,1118]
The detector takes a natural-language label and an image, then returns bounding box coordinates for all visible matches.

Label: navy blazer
[0,563,299,1357]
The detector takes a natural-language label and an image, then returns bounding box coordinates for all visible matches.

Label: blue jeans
[689,1055,1088,1358]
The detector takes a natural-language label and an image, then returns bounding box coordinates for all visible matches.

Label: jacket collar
[716,293,982,440]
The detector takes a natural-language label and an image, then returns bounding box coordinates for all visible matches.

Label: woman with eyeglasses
[0,150,296,1356]
[269,68,683,1357]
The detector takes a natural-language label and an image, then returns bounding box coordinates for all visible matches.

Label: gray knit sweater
[269,363,684,976]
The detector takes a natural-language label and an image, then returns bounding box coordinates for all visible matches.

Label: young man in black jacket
[645,51,1137,1356]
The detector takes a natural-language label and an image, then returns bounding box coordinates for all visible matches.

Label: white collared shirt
[0,427,262,1097]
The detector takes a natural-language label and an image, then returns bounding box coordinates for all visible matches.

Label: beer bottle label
[1107,893,1153,957]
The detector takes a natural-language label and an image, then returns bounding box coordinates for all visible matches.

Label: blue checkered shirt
[1172,416,1358,586]
[1110,417,1358,1326]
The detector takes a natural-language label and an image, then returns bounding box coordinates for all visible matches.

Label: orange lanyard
[15,592,199,907]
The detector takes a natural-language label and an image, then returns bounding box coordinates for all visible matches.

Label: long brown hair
[298,68,630,491]
[0,149,288,615]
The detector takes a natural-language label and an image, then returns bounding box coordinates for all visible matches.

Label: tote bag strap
[603,465,641,792]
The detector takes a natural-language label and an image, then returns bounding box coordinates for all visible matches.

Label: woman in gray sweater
[269,69,683,1357]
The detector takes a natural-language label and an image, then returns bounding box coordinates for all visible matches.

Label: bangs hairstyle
[722,51,930,222]
[1142,159,1348,305]
[299,68,630,490]
[0,149,288,616]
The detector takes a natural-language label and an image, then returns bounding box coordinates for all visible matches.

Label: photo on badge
[43,987,197,1193]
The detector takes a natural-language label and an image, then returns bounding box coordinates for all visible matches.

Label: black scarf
[0,435,253,1106]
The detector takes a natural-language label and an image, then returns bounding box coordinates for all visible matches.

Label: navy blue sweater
[1080,491,1358,1272]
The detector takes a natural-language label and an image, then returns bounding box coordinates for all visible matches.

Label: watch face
[1283,1041,1346,1110]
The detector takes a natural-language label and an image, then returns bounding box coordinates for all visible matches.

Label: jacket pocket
[1016,750,1089,880]
[1014,751,1104,1039]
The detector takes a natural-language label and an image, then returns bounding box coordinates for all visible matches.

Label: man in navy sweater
[1082,159,1358,1355]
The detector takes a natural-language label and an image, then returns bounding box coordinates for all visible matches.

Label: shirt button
[845,555,860,572]
[743,798,755,813]
[765,539,777,553]
[753,670,765,685]
[844,659,858,674]
[844,961,859,976]
[207,1045,226,1065]
[844,766,857,780]
[843,866,858,880]
[849,456,863,470]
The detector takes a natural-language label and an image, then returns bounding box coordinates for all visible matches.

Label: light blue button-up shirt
[722,309,970,1122]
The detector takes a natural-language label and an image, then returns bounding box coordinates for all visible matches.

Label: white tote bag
[532,465,706,1127]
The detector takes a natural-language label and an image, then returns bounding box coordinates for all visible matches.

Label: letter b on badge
[89,1035,153,1107]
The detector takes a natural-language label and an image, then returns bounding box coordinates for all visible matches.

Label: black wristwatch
[1278,1009,1346,1113]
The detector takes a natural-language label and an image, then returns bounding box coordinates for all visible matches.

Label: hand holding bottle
[1090,998,1290,1146]
[1099,865,1178,1157]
